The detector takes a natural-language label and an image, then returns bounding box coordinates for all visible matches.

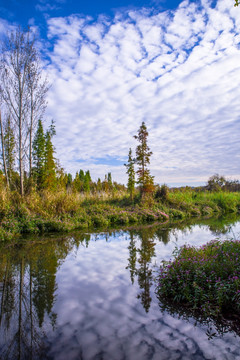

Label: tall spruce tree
[43,130,57,190]
[84,170,91,193]
[124,148,135,201]
[0,109,9,187]
[32,119,45,189]
[4,115,15,186]
[134,122,154,194]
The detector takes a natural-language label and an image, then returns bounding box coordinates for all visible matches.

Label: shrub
[155,184,169,201]
[157,239,240,318]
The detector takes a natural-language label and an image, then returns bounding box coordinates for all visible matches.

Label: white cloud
[44,0,240,185]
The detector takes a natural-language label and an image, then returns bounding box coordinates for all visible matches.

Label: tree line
[0,27,125,195]
[0,27,239,198]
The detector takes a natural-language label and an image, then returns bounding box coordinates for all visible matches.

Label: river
[0,215,240,360]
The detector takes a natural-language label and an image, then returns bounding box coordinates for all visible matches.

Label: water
[1,215,240,360]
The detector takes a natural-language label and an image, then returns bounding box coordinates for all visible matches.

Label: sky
[0,0,240,187]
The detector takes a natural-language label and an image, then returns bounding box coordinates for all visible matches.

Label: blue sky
[0,0,240,186]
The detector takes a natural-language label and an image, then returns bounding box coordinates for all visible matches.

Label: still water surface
[1,216,240,360]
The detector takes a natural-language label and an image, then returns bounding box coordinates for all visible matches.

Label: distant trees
[207,174,240,192]
[207,174,226,192]
[235,0,239,6]
[0,26,49,195]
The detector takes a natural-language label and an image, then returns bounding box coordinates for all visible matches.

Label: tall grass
[0,186,239,241]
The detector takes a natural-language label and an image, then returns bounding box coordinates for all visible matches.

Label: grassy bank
[156,239,240,320]
[0,188,240,241]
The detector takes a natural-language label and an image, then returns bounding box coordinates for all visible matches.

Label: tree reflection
[0,236,82,359]
[126,233,137,284]
[126,214,240,313]
[127,227,156,312]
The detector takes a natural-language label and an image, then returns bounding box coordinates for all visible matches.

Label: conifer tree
[134,122,154,194]
[66,173,72,187]
[43,130,57,190]
[79,169,85,182]
[0,110,9,187]
[125,148,135,201]
[97,178,102,192]
[32,119,45,189]
[84,170,91,193]
[4,115,15,186]
[107,172,113,189]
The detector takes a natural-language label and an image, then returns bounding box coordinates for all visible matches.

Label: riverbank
[0,189,240,241]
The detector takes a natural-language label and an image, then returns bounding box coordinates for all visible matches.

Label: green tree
[124,148,135,201]
[4,116,15,185]
[96,178,102,192]
[0,110,9,187]
[79,169,85,182]
[43,130,57,190]
[1,27,47,195]
[83,170,91,193]
[66,173,72,188]
[235,0,239,6]
[32,119,45,189]
[207,174,226,192]
[107,172,113,189]
[134,122,154,195]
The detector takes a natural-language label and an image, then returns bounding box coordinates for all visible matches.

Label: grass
[0,187,239,241]
[157,239,240,318]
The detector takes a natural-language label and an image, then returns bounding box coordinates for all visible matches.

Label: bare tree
[27,52,49,177]
[0,26,49,195]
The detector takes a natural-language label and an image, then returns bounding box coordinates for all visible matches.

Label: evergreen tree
[134,122,154,194]
[32,119,45,189]
[124,148,135,201]
[97,178,102,192]
[66,173,72,187]
[107,172,113,189]
[4,115,15,186]
[79,169,85,181]
[43,130,57,190]
[83,170,91,193]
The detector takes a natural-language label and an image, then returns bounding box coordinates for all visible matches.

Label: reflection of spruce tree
[137,229,156,312]
[155,228,171,244]
[126,233,137,284]
[32,252,58,328]
[0,259,15,330]
[0,246,59,359]
[127,228,156,312]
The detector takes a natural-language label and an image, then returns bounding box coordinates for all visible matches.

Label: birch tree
[27,53,49,176]
[0,27,49,195]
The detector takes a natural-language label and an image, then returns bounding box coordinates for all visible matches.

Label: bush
[155,184,169,201]
[157,239,240,318]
